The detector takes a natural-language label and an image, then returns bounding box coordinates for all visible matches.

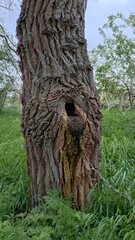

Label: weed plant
[0,107,135,239]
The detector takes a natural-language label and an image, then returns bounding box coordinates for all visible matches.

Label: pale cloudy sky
[85,0,134,49]
[0,0,134,50]
[97,0,131,6]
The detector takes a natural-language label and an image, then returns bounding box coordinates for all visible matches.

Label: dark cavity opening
[65,103,78,116]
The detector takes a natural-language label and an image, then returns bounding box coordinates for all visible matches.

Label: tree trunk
[0,87,7,111]
[17,0,101,210]
[119,95,124,111]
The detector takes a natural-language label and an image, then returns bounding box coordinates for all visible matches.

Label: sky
[85,0,134,49]
[0,0,134,50]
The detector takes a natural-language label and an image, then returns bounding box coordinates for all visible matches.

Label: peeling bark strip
[17,0,101,209]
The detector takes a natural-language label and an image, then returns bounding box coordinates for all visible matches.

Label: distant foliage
[0,24,21,111]
[90,13,135,109]
[0,107,135,239]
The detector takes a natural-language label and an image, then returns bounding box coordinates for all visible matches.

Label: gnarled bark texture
[17,0,101,210]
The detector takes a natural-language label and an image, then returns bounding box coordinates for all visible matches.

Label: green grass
[0,107,28,221]
[0,107,135,239]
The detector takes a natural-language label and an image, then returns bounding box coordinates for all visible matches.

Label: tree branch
[0,4,13,10]
[89,162,130,202]
[0,34,17,55]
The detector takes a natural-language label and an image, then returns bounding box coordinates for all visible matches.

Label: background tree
[90,13,135,109]
[0,24,20,111]
[17,0,101,210]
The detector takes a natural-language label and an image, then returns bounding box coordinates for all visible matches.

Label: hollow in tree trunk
[17,0,101,210]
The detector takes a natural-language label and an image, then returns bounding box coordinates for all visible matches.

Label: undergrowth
[0,107,135,239]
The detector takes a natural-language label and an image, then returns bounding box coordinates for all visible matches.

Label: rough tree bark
[17,0,101,210]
